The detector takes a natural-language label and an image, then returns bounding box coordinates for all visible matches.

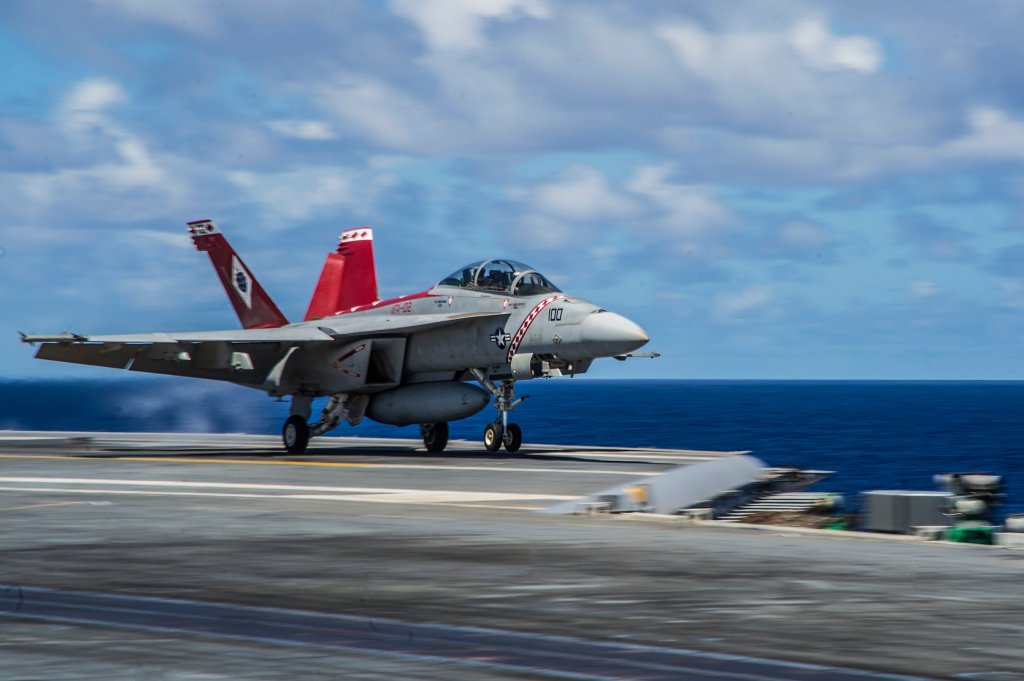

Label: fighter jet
[21,220,654,454]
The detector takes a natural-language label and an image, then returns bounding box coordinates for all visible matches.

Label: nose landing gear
[503,422,523,452]
[483,422,504,452]
[475,374,526,453]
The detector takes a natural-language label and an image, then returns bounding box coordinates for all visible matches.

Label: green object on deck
[945,525,994,545]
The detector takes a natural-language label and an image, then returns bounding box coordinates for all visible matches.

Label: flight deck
[1,431,1022,680]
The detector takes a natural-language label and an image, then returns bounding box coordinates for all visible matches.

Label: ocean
[4,378,1023,515]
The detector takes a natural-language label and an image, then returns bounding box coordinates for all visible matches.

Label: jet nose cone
[581,312,650,358]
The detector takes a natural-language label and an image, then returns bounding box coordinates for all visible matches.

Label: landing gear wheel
[483,422,504,453]
[282,415,310,454]
[421,422,449,453]
[503,423,523,453]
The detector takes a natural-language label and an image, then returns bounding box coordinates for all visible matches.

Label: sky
[3,1,1024,380]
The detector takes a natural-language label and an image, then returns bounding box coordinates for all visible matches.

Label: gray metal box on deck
[862,491,953,533]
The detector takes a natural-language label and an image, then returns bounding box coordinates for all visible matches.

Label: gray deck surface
[1,431,1021,680]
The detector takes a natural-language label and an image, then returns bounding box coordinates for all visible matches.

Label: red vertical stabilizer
[186,219,289,329]
[304,227,380,320]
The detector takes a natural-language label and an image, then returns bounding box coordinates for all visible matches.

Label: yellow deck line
[0,453,667,475]
[0,500,82,512]
[0,454,371,468]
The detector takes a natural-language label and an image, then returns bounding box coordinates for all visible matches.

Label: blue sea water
[3,378,1023,515]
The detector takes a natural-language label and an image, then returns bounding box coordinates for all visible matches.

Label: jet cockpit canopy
[437,260,561,296]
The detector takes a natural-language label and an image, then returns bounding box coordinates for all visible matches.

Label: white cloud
[1,77,187,222]
[777,221,828,251]
[226,165,400,227]
[658,17,883,96]
[123,229,195,251]
[63,77,124,113]
[89,0,218,35]
[788,19,883,73]
[390,0,549,52]
[910,281,940,298]
[315,76,443,151]
[504,162,735,263]
[513,213,579,249]
[658,103,1024,183]
[228,169,353,224]
[943,107,1024,161]
[265,120,337,141]
[656,23,714,77]
[60,77,126,139]
[624,164,734,239]
[714,284,773,321]
[526,165,638,222]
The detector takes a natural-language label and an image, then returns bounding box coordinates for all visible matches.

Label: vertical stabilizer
[187,219,289,329]
[304,227,380,320]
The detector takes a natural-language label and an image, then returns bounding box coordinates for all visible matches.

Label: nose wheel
[503,423,523,453]
[483,421,523,453]
[484,422,503,452]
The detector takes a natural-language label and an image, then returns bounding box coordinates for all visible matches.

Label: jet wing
[21,311,503,346]
[25,329,328,384]
[21,326,336,345]
[22,310,506,385]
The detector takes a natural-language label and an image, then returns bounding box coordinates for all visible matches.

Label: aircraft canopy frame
[437,260,561,297]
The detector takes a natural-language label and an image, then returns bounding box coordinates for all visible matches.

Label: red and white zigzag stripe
[506,295,566,363]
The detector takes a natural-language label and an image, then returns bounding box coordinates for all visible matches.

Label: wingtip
[19,331,87,344]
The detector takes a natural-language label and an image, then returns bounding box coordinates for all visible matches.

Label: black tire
[422,422,449,453]
[483,422,504,453]
[282,415,310,454]
[503,423,523,453]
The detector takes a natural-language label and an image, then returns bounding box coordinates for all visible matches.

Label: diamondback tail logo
[230,255,253,309]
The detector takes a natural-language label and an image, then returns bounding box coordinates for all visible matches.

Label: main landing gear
[420,422,449,453]
[280,394,368,455]
[282,415,310,454]
[477,376,526,453]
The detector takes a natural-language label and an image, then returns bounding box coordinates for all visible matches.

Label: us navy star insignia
[489,327,511,349]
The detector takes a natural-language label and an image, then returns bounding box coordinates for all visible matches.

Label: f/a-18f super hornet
[22,220,654,454]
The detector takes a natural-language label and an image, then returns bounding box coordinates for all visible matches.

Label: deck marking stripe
[0,486,576,506]
[0,454,371,467]
[0,501,82,512]
[0,477,574,497]
[2,452,714,464]
[0,454,674,474]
